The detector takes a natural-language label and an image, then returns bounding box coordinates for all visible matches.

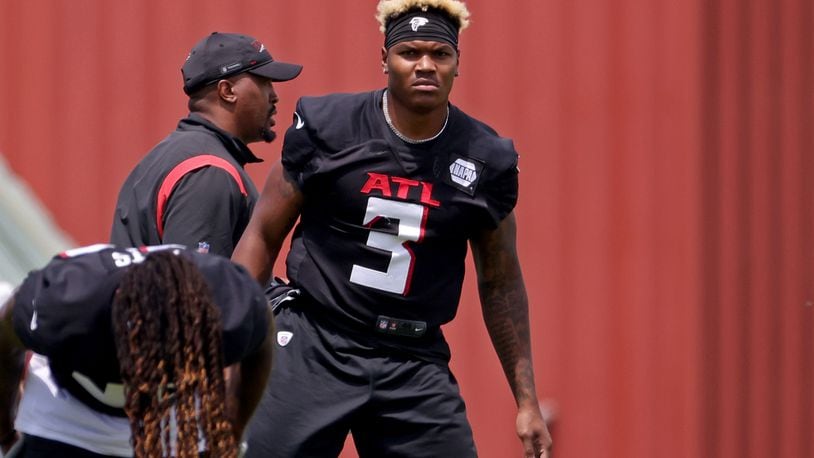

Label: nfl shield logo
[276,331,293,347]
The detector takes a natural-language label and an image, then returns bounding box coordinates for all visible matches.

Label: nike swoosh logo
[30,309,38,331]
[294,112,305,129]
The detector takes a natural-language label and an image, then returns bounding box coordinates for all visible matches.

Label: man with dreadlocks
[0,246,272,457]
[232,0,552,457]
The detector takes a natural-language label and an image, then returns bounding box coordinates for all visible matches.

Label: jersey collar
[179,113,263,165]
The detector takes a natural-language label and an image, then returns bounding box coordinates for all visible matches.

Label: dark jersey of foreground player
[11,244,269,416]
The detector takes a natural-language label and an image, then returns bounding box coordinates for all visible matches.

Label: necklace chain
[382,90,449,144]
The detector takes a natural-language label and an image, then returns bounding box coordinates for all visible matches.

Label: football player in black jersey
[233,0,552,457]
[0,246,272,457]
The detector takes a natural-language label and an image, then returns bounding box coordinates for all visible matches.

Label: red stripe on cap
[156,155,247,239]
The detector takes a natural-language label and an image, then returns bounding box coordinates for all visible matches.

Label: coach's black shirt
[110,114,259,256]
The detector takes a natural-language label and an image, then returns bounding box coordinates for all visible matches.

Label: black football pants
[244,305,477,458]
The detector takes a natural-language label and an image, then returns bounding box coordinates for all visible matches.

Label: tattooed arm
[470,212,552,457]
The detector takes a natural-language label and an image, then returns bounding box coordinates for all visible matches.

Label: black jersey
[11,244,269,416]
[281,90,518,358]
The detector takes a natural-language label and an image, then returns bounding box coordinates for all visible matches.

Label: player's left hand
[516,403,552,458]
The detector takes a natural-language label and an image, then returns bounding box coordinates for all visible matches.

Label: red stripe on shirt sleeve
[155,155,247,239]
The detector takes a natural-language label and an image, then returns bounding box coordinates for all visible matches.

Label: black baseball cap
[182,32,302,95]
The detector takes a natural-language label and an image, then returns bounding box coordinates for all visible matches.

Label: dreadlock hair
[112,251,237,458]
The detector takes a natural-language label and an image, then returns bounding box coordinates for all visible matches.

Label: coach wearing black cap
[111,32,302,259]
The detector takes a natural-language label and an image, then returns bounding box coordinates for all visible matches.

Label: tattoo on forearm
[482,282,536,403]
[477,235,537,404]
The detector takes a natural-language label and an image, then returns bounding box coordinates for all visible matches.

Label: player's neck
[383,90,449,144]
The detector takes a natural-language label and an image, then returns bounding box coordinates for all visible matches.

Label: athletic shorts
[243,302,477,458]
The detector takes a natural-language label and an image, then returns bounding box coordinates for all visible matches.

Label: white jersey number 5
[350,197,426,295]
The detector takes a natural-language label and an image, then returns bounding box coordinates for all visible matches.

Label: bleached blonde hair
[376,0,471,33]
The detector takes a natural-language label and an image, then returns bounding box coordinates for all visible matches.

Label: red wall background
[1,1,811,457]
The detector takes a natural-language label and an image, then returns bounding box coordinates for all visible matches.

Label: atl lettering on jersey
[360,172,441,207]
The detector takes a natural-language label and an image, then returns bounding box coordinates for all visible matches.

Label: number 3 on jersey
[350,197,427,295]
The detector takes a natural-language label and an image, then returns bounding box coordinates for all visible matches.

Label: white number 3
[350,197,426,295]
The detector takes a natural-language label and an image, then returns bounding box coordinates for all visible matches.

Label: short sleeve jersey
[11,245,269,416]
[281,90,519,357]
